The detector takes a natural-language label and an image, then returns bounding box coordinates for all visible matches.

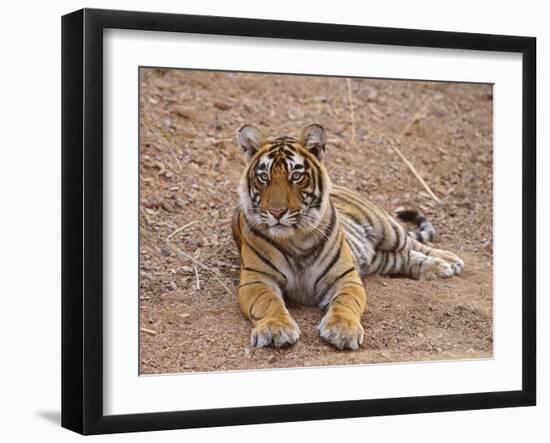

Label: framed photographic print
[61,8,536,435]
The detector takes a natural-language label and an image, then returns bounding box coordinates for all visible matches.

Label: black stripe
[310,195,322,208]
[330,191,377,237]
[274,156,289,172]
[340,218,365,249]
[350,293,364,311]
[310,168,317,199]
[340,211,365,233]
[249,225,293,265]
[300,203,337,260]
[378,252,388,273]
[248,158,260,189]
[294,198,330,247]
[244,240,287,280]
[242,266,279,280]
[346,238,360,262]
[297,239,324,262]
[415,256,429,275]
[282,147,295,157]
[383,252,395,274]
[326,200,337,232]
[393,223,403,250]
[320,267,356,300]
[308,216,339,265]
[249,291,272,321]
[314,237,343,289]
[405,251,413,273]
[333,289,364,312]
[331,188,368,209]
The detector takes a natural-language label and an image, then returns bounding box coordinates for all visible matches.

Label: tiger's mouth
[263,207,322,238]
[245,201,324,238]
[268,223,294,234]
[258,209,301,237]
[264,218,298,234]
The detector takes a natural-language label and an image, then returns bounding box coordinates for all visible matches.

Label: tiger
[232,123,464,350]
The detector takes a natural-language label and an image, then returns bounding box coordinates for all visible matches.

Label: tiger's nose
[269,207,287,220]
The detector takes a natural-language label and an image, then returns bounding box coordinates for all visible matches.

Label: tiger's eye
[257,172,269,183]
[291,172,304,182]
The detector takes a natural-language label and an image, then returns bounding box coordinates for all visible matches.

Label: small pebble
[213,101,232,111]
[287,107,304,121]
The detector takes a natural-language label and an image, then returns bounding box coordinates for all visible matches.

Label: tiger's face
[238,124,331,238]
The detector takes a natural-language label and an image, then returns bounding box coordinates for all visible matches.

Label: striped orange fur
[232,124,463,350]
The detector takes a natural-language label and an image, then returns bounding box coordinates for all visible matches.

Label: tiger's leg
[371,248,459,280]
[238,271,300,348]
[368,212,463,278]
[410,238,464,275]
[405,250,457,280]
[318,268,367,350]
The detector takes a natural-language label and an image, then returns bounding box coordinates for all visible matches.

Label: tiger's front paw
[250,315,301,348]
[318,311,364,350]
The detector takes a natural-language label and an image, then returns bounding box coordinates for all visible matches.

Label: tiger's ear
[238,124,263,161]
[300,124,327,160]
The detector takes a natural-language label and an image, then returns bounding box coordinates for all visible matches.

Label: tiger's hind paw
[432,251,464,275]
[421,256,463,280]
[410,250,463,280]
[421,257,455,280]
[449,256,464,275]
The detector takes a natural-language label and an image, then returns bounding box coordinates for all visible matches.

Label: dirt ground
[138,68,493,374]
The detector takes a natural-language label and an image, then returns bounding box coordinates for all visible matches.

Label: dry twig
[166,241,235,297]
[390,102,441,203]
[346,78,357,145]
[168,147,183,172]
[166,220,199,241]
[193,266,201,290]
[140,327,157,336]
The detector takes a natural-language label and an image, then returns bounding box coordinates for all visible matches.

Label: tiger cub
[232,124,463,350]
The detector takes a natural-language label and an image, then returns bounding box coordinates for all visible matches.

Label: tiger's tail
[396,209,436,244]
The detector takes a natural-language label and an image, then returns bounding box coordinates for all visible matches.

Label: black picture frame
[61,8,536,435]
